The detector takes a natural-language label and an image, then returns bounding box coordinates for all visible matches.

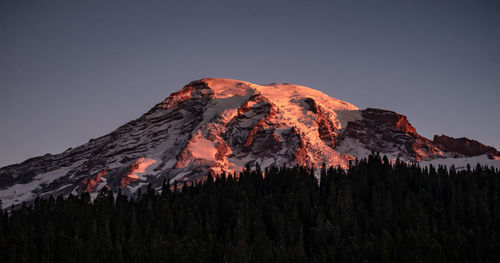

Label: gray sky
[1,0,499,167]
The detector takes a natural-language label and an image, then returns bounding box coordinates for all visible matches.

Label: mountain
[1,78,499,208]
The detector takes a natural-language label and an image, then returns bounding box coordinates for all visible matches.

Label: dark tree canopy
[1,154,500,263]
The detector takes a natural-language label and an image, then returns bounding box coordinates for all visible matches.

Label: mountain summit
[1,78,499,208]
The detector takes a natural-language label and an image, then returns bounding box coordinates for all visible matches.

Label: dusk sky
[1,0,499,167]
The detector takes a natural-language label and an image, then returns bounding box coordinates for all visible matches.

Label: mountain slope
[1,78,499,208]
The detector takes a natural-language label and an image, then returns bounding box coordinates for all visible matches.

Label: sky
[0,0,499,167]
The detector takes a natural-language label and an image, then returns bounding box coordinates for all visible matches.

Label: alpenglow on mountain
[1,78,499,208]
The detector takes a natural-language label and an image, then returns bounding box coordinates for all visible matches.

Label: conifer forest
[1,154,500,262]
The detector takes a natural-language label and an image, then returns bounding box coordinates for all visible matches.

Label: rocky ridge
[1,78,498,208]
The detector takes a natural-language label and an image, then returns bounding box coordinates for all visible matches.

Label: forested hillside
[1,154,500,262]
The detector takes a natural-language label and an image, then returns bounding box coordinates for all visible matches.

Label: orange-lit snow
[167,78,363,169]
[129,157,157,178]
[190,139,217,161]
[202,78,255,98]
[121,157,157,187]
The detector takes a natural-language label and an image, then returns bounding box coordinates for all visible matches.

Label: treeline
[1,155,500,262]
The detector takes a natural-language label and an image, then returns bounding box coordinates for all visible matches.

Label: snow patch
[335,137,371,158]
[188,136,217,162]
[164,159,177,169]
[420,154,500,170]
[170,171,191,184]
[0,160,85,208]
[121,157,157,187]
[128,158,157,180]
[203,78,255,98]
[128,182,149,192]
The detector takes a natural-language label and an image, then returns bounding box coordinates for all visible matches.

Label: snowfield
[420,154,500,170]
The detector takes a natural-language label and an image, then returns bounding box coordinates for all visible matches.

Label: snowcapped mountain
[1,78,499,208]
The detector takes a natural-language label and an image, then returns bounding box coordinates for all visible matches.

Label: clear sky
[1,0,499,167]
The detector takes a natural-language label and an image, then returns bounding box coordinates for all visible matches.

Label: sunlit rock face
[335,108,448,161]
[0,78,498,208]
[433,135,500,158]
[159,78,361,175]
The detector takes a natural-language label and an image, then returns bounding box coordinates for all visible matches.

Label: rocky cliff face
[433,135,500,158]
[1,78,498,208]
[335,108,449,161]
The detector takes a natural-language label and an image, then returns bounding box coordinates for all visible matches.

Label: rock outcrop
[433,135,500,159]
[335,108,446,161]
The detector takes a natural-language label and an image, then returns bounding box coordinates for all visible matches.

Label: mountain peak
[1,78,499,208]
[180,78,359,107]
[188,78,256,98]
